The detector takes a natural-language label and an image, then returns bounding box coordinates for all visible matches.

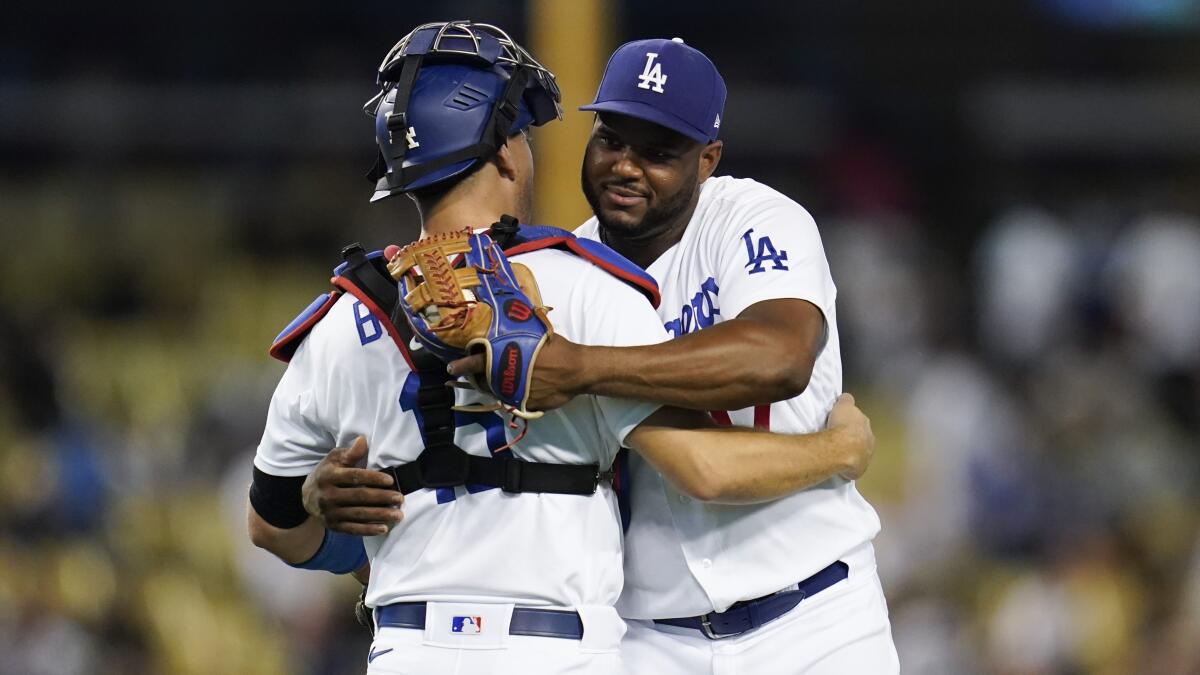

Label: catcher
[246,21,875,675]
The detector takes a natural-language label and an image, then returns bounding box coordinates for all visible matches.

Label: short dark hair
[407,156,487,209]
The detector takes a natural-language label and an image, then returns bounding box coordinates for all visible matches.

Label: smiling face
[581,113,721,248]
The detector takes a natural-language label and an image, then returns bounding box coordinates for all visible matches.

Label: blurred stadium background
[3,1,1200,673]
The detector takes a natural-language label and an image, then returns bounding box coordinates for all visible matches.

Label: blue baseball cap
[581,37,726,144]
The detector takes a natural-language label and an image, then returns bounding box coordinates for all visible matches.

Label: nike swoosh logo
[368,647,394,663]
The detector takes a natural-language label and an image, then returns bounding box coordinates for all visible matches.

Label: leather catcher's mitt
[388,229,552,419]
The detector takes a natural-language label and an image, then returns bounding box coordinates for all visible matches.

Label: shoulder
[298,292,394,372]
[510,247,640,297]
[696,176,817,234]
[510,248,665,344]
[702,175,789,203]
[509,246,593,276]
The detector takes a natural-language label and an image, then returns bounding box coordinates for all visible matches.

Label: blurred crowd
[830,200,1200,674]
[2,161,1197,674]
[0,167,382,674]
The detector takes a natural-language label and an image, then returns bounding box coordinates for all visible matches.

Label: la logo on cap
[637,52,667,93]
[582,36,725,143]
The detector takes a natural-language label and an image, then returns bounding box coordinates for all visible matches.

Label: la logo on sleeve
[742,229,790,274]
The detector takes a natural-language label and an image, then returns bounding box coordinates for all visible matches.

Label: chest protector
[268,217,657,500]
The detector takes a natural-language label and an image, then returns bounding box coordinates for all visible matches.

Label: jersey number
[398,371,512,504]
[353,301,383,345]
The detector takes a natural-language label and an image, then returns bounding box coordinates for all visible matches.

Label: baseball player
[246,22,877,675]
[447,37,901,674]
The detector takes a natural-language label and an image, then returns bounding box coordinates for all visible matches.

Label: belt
[375,602,585,640]
[654,560,849,639]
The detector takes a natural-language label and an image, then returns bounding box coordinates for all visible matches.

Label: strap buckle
[341,242,367,261]
[386,110,408,132]
[502,457,525,492]
[494,98,518,126]
[595,468,615,491]
[698,613,722,640]
[414,443,471,488]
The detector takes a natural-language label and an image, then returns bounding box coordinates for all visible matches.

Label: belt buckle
[699,613,723,640]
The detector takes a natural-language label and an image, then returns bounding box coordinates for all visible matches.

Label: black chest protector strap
[337,242,609,497]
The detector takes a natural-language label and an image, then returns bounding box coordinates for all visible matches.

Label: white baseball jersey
[577,175,882,619]
[255,247,668,612]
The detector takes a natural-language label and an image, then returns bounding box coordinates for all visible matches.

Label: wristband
[289,529,367,575]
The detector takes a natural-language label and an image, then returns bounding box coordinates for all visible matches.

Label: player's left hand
[446,332,585,412]
[826,393,875,480]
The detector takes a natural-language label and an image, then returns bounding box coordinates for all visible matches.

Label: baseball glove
[388,228,552,419]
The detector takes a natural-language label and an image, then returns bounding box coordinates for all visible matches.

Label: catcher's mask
[363,20,563,200]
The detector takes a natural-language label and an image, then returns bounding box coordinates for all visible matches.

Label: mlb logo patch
[451,616,483,634]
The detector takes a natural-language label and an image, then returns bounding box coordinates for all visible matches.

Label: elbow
[758,357,813,401]
[777,367,812,399]
[675,457,727,503]
[247,502,282,552]
[247,518,274,551]
[683,476,725,503]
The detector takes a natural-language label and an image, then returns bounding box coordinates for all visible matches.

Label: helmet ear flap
[525,89,560,127]
[366,151,388,183]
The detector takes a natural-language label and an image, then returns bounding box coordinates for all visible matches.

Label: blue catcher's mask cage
[364,21,563,200]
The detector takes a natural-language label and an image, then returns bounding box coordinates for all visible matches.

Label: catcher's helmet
[364,20,562,200]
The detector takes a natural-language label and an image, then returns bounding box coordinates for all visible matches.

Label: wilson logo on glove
[388,227,553,420]
[504,299,533,322]
[499,343,522,397]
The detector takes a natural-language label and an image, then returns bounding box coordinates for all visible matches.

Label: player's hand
[446,333,584,411]
[302,436,404,536]
[826,393,875,480]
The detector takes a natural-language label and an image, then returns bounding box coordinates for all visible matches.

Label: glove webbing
[337,241,611,497]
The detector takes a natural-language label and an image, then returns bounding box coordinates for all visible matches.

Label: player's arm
[248,437,401,574]
[541,298,821,410]
[246,499,326,563]
[449,300,819,412]
[246,472,370,577]
[449,201,832,412]
[248,326,396,577]
[623,393,873,504]
[246,503,373,585]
